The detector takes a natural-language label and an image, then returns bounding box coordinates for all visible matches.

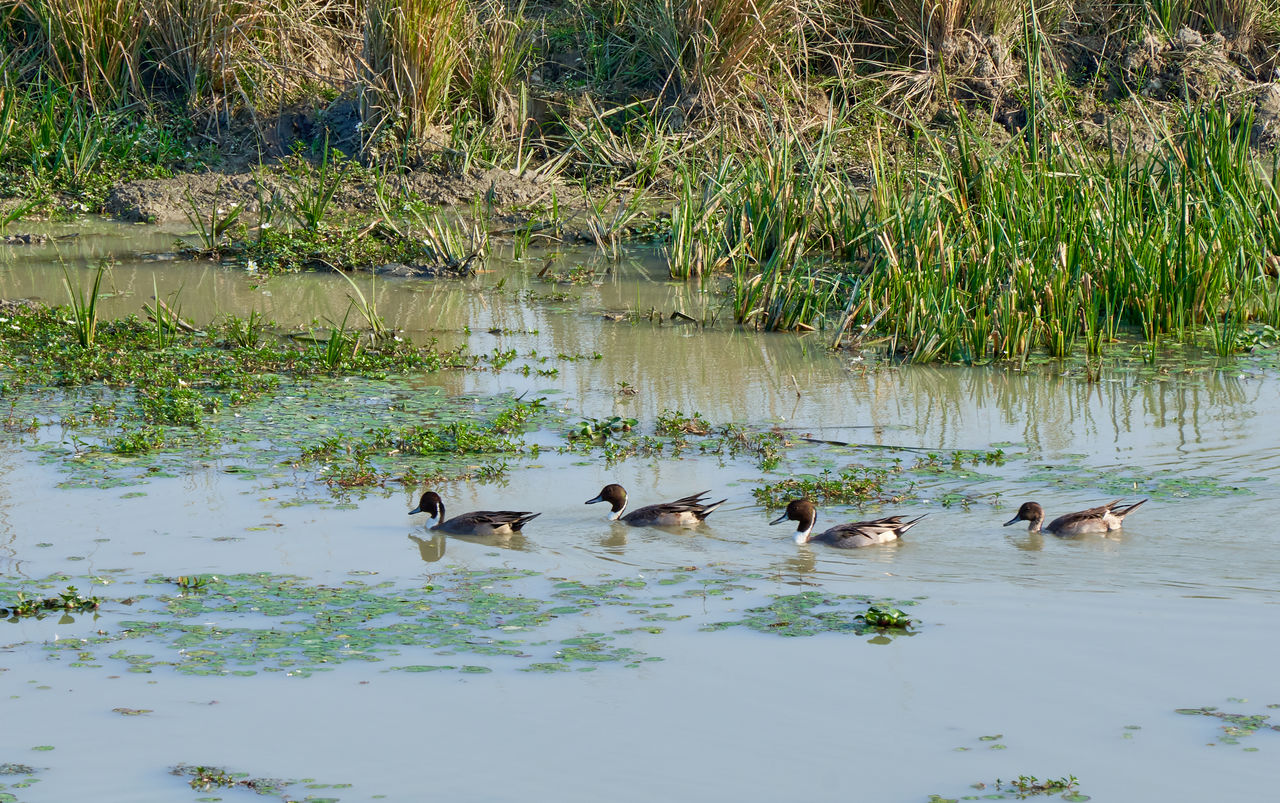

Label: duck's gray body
[586,484,726,527]
[1004,499,1146,535]
[410,491,540,535]
[770,499,925,547]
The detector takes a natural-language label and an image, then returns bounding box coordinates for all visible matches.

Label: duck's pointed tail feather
[695,499,728,520]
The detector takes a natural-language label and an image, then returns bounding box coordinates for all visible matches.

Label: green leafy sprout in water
[1,585,100,618]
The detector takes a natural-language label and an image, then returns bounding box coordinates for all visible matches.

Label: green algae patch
[702,591,919,638]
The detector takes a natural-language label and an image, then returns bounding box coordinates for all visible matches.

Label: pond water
[2,221,1279,802]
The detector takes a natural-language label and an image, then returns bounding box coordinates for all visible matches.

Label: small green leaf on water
[978,734,1002,741]
[111,707,152,715]
[30,746,53,752]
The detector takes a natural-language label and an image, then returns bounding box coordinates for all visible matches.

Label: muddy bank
[104,164,568,225]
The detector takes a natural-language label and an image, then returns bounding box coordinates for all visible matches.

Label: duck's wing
[825,514,926,542]
[1078,499,1122,517]
[630,492,713,517]
[467,510,540,526]
[1047,507,1110,532]
[661,491,713,511]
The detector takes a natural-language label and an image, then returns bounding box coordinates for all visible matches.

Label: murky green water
[2,220,1279,801]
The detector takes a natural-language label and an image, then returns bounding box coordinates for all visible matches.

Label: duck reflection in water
[409,533,447,563]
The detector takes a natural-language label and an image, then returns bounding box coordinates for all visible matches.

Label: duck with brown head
[1003,499,1146,535]
[585,484,726,527]
[409,491,541,535]
[770,498,926,547]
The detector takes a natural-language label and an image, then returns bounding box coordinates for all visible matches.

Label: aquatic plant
[280,145,351,232]
[1,585,101,618]
[218,310,267,349]
[702,591,920,638]
[1175,703,1280,746]
[655,408,709,436]
[172,764,287,796]
[61,260,108,348]
[568,415,637,441]
[753,465,914,507]
[182,187,241,253]
[335,270,390,339]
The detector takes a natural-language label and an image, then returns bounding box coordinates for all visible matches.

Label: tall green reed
[62,261,108,348]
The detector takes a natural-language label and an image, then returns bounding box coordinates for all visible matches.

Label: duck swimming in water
[585,484,726,527]
[409,491,540,535]
[1003,499,1146,535]
[769,498,925,547]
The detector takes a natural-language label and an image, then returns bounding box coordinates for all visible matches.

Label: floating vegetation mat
[1176,701,1280,748]
[23,569,923,678]
[172,763,354,802]
[12,378,558,496]
[701,592,918,637]
[0,763,40,803]
[929,775,1089,801]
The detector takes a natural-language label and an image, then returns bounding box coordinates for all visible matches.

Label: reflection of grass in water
[30,568,922,677]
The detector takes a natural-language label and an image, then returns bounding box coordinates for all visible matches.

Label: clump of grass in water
[61,260,108,348]
[667,102,1280,362]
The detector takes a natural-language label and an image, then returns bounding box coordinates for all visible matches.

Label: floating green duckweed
[30,568,924,677]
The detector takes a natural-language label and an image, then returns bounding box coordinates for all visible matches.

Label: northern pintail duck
[1003,499,1146,535]
[769,498,925,547]
[585,484,726,527]
[409,491,540,535]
